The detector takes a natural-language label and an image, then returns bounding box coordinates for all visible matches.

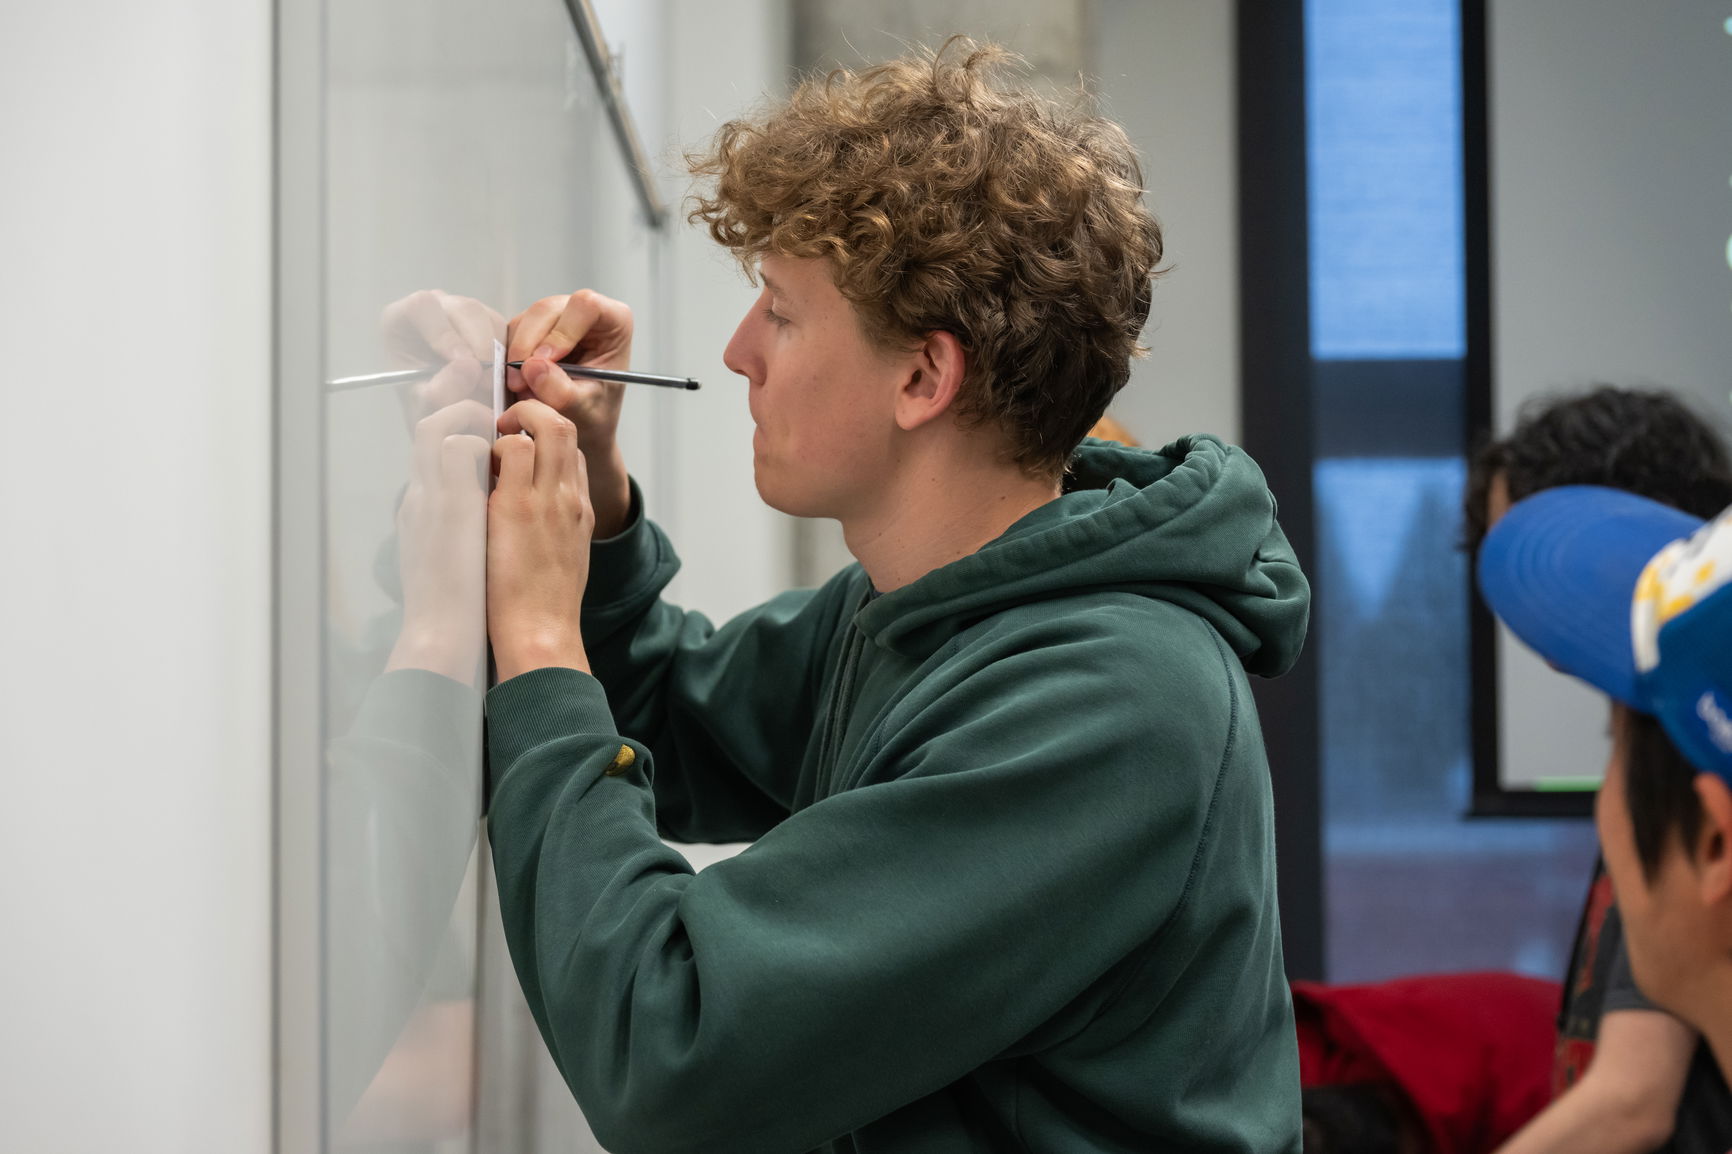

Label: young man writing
[1481,488,1732,1098]
[482,43,1309,1153]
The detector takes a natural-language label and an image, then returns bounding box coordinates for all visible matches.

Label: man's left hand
[488,397,594,682]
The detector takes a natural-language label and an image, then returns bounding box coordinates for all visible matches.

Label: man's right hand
[507,290,633,443]
[506,290,635,538]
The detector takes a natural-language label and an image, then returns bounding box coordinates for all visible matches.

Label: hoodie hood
[857,435,1310,675]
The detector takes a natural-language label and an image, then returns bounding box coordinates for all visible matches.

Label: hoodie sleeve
[484,604,1253,1154]
[575,483,856,843]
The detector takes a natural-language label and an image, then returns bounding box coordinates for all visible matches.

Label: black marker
[505,361,700,391]
[328,363,701,392]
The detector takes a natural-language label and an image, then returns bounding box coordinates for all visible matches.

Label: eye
[763,306,790,328]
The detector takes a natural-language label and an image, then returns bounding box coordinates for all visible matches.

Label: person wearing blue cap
[1469,388,1732,1154]
[1481,487,1732,1092]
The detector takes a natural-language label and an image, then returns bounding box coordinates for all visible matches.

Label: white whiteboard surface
[284,1,801,1149]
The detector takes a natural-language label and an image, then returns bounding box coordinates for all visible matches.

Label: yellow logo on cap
[1632,509,1732,674]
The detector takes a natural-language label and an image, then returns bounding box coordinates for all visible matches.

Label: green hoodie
[486,435,1310,1154]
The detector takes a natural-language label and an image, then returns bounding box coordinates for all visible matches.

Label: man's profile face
[722,254,913,520]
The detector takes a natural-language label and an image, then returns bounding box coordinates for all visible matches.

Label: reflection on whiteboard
[1490,0,1732,792]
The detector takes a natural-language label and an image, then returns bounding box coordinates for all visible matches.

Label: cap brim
[1478,485,1702,709]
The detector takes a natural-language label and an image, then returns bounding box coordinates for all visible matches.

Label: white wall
[797,0,1086,81]
[0,2,274,1151]
[657,0,799,619]
[1091,0,1241,448]
[1490,0,1732,790]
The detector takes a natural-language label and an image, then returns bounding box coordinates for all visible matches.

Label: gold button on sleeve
[604,744,637,777]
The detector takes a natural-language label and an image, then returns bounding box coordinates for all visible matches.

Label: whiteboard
[280,0,668,1148]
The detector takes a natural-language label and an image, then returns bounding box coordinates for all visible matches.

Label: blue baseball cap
[1478,485,1732,785]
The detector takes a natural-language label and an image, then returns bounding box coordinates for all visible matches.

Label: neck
[841,435,1061,593]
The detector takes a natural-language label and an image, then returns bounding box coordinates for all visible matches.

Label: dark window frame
[1237,0,1326,980]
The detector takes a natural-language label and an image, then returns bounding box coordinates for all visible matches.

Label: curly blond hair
[688,39,1163,477]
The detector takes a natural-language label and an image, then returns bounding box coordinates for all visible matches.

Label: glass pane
[1306,0,1465,360]
[1315,459,1598,982]
[313,0,663,1148]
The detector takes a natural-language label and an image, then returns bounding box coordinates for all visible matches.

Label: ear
[893,331,967,433]
[1691,772,1732,906]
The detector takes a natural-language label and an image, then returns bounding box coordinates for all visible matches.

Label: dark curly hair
[1467,385,1732,882]
[1464,385,1732,553]
[687,38,1164,477]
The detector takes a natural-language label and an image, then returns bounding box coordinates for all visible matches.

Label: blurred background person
[1480,486,1732,1124]
[1467,388,1732,1154]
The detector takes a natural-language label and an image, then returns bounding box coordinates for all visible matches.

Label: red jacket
[1294,972,1560,1154]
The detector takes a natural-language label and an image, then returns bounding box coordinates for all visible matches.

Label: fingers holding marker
[506,295,571,400]
[506,294,572,366]
[507,289,633,367]
[518,356,578,412]
[540,290,610,361]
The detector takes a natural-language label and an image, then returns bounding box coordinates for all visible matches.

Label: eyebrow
[759,272,781,294]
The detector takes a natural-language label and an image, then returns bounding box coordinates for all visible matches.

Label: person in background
[1279,388,1732,1154]
[475,40,1310,1154]
[1465,387,1732,1154]
[1480,487,1732,1112]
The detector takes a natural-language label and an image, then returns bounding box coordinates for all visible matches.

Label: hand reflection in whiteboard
[322,289,505,1142]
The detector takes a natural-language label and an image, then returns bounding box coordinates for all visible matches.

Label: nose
[722,295,763,384]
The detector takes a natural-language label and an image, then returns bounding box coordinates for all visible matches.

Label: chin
[753,474,804,518]
[751,459,789,513]
[753,461,833,519]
